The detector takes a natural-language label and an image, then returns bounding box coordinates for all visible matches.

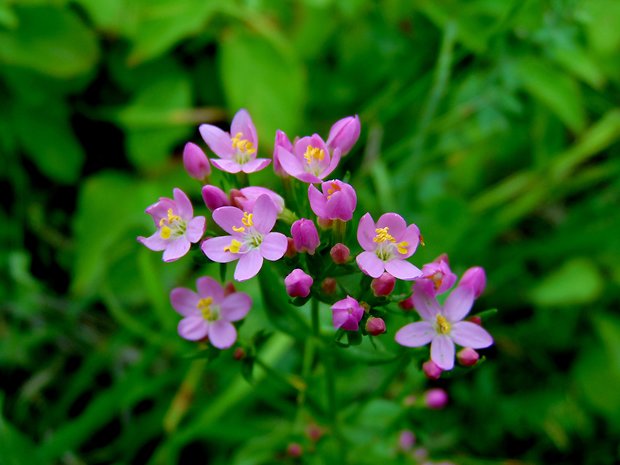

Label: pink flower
[201,195,287,281]
[414,254,457,296]
[276,134,341,183]
[326,115,360,156]
[394,286,493,370]
[273,129,293,177]
[202,185,230,211]
[291,219,320,254]
[199,109,270,174]
[138,188,205,262]
[284,268,313,298]
[356,213,422,280]
[183,142,211,181]
[331,296,364,331]
[231,186,285,214]
[458,266,486,298]
[170,276,251,349]
[308,180,357,221]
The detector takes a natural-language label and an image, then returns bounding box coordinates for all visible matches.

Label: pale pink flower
[308,179,357,221]
[276,134,340,183]
[414,254,456,296]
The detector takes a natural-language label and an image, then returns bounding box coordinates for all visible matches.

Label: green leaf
[0,5,99,78]
[0,394,44,465]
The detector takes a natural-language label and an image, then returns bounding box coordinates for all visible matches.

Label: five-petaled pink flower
[199,109,271,174]
[170,277,251,349]
[308,179,357,222]
[138,188,205,262]
[356,213,422,280]
[276,134,341,183]
[395,286,493,370]
[201,195,287,281]
[331,296,364,331]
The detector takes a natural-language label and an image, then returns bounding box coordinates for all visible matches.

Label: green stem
[311,298,320,338]
[163,357,208,433]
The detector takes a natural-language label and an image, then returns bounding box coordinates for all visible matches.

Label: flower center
[231,132,256,164]
[430,271,444,290]
[197,297,219,321]
[435,315,451,335]
[326,182,341,199]
[303,145,325,176]
[373,227,409,260]
[222,212,264,254]
[159,208,186,239]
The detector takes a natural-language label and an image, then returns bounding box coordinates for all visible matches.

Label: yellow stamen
[223,239,242,254]
[242,212,253,227]
[232,226,245,232]
[396,241,409,254]
[303,145,325,164]
[231,132,256,154]
[159,208,181,227]
[431,272,443,290]
[160,226,172,239]
[436,315,451,334]
[197,297,214,320]
[327,182,341,199]
[373,227,395,243]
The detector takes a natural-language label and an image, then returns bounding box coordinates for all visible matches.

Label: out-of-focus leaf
[0,3,17,29]
[74,0,126,33]
[0,395,43,465]
[0,5,98,78]
[220,28,306,147]
[582,0,620,56]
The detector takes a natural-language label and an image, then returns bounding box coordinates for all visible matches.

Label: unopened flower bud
[306,424,323,442]
[285,237,297,258]
[321,277,337,295]
[201,185,229,211]
[224,282,236,296]
[398,296,415,310]
[468,316,482,325]
[330,243,350,264]
[287,443,303,458]
[365,316,386,336]
[291,219,320,255]
[398,430,416,451]
[459,266,486,298]
[424,388,448,409]
[284,269,313,298]
[371,272,396,296]
[326,115,361,156]
[457,347,479,366]
[183,142,210,181]
[231,187,285,213]
[273,130,292,177]
[233,347,246,360]
[422,360,443,380]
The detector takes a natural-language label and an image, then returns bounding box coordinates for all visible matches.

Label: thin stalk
[163,357,208,433]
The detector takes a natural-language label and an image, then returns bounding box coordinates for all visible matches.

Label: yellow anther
[242,212,253,227]
[431,272,443,290]
[327,182,341,199]
[396,241,409,254]
[231,132,256,154]
[373,227,395,243]
[436,315,451,335]
[197,297,214,320]
[232,226,245,233]
[223,239,242,254]
[160,226,172,239]
[159,208,181,227]
[303,145,325,164]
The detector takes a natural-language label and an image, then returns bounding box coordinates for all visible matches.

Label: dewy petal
[208,320,237,349]
[211,158,242,174]
[199,124,234,158]
[277,147,306,178]
[196,276,225,303]
[163,237,191,262]
[186,216,206,243]
[357,213,377,251]
[173,188,193,219]
[356,251,385,278]
[178,316,209,341]
[234,250,263,281]
[252,194,278,233]
[137,231,168,251]
[260,232,287,261]
[431,335,455,370]
[384,259,422,280]
[395,322,435,347]
[450,322,493,349]
[170,288,200,317]
[412,286,441,321]
[376,213,406,239]
[220,293,252,321]
[400,224,421,259]
[308,184,328,218]
[231,109,257,146]
[201,236,238,263]
[212,207,245,235]
[443,286,475,323]
[241,158,271,173]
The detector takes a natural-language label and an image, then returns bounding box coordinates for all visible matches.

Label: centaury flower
[276,134,341,183]
[331,296,364,331]
[308,179,357,221]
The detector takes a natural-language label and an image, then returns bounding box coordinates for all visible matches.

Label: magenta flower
[331,296,364,331]
[231,186,285,214]
[284,268,313,298]
[326,115,360,156]
[414,254,457,296]
[199,109,270,174]
[308,180,357,221]
[276,134,340,183]
[202,185,230,211]
[356,213,422,280]
[291,219,320,255]
[273,129,293,177]
[394,286,493,370]
[170,276,251,349]
[183,142,211,181]
[138,188,205,262]
[201,195,287,281]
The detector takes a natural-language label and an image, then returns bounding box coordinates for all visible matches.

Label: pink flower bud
[398,430,416,451]
[371,272,396,296]
[365,316,386,336]
[458,266,486,298]
[326,115,361,156]
[285,237,297,258]
[308,180,357,222]
[330,243,350,264]
[457,347,479,367]
[424,388,448,409]
[286,443,303,458]
[398,296,415,310]
[201,185,229,211]
[468,315,482,325]
[416,254,457,296]
[273,130,292,177]
[183,142,211,180]
[233,347,246,360]
[306,424,324,442]
[422,360,443,380]
[224,282,236,296]
[321,277,337,295]
[284,268,313,298]
[331,296,364,331]
[291,219,320,255]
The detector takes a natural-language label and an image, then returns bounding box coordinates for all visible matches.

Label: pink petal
[443,286,474,323]
[322,147,341,178]
[295,172,323,184]
[308,184,327,218]
[234,250,263,281]
[394,322,435,347]
[178,316,209,341]
[145,198,175,226]
[412,287,441,321]
[207,320,237,349]
[260,232,287,260]
[332,309,351,330]
[376,213,406,239]
[199,124,233,158]
[196,277,225,303]
[231,109,257,146]
[186,216,206,243]
[450,322,493,349]
[357,213,377,251]
[220,293,252,321]
[431,335,455,370]
[241,158,271,173]
[138,231,168,251]
[252,195,278,233]
[163,237,191,262]
[173,188,193,219]
[385,259,422,280]
[170,288,199,317]
[277,147,305,178]
[399,224,421,258]
[211,158,242,174]
[201,236,238,263]
[212,207,245,234]
[356,251,385,278]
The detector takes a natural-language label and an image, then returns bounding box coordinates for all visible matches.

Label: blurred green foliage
[1,0,620,464]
